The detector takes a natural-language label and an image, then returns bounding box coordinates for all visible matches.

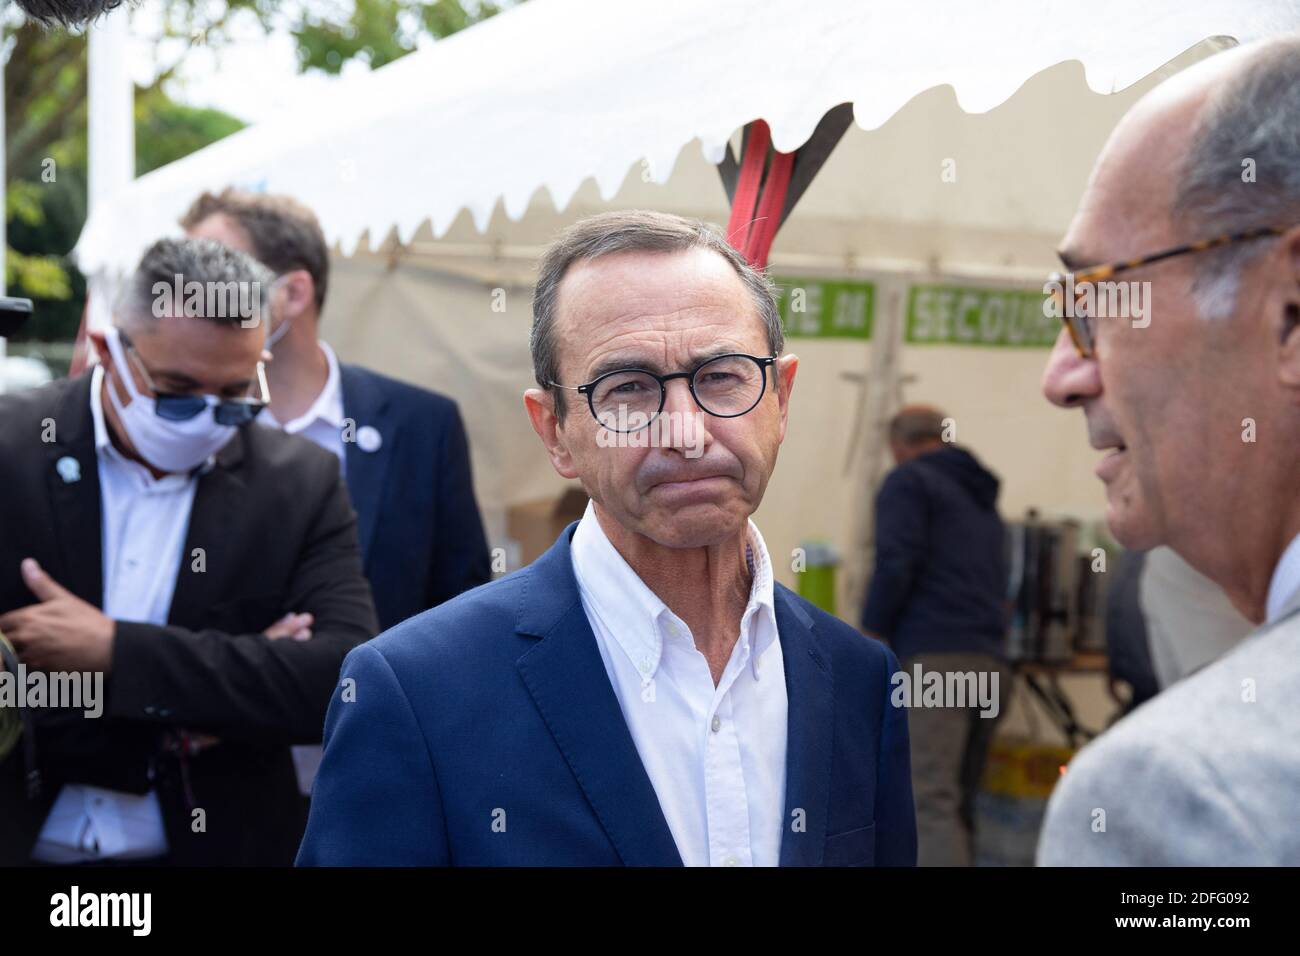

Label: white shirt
[1140,546,1251,687]
[32,365,195,862]
[259,340,346,473]
[1267,532,1300,624]
[570,502,788,867]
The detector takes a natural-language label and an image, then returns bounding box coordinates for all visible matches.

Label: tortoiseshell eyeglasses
[1049,225,1292,359]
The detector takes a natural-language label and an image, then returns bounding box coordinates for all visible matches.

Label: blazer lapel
[775,586,835,866]
[45,374,104,606]
[339,363,392,565]
[514,526,682,867]
[166,431,248,629]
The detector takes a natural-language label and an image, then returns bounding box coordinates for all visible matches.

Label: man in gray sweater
[1037,35,1300,865]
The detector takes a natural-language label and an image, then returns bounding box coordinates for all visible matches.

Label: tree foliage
[3,0,519,341]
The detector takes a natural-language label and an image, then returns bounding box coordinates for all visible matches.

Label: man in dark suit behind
[182,188,492,633]
[0,238,376,865]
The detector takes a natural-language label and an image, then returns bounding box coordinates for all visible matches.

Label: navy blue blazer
[338,363,491,631]
[297,522,917,866]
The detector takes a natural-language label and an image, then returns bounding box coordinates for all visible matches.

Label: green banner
[773,277,875,340]
[906,284,1057,347]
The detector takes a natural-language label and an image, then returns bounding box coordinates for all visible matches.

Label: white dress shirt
[259,340,346,473]
[570,502,788,867]
[1140,546,1252,687]
[1267,532,1300,624]
[257,341,345,795]
[32,365,196,862]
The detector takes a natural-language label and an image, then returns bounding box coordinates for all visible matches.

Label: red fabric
[744,148,793,269]
[725,119,771,255]
[723,119,794,270]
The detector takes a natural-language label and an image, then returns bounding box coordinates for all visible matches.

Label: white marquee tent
[73,0,1300,614]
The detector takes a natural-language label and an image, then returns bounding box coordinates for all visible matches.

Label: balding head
[889,404,948,464]
[1062,37,1300,302]
[1042,35,1300,622]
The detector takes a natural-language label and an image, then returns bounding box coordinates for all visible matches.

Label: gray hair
[1172,36,1300,320]
[889,405,947,447]
[530,210,783,420]
[114,237,276,332]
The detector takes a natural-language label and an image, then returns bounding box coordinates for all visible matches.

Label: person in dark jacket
[862,405,1010,866]
[0,238,377,865]
[182,189,492,634]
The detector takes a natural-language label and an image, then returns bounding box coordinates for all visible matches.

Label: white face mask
[265,311,292,350]
[102,327,238,474]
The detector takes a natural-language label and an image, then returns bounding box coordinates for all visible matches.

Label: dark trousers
[899,651,1011,866]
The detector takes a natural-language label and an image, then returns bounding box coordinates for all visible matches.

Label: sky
[126,5,367,125]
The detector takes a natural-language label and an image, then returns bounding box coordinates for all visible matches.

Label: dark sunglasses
[118,330,270,426]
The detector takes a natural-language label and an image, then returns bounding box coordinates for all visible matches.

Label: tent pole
[74,6,135,376]
[842,281,905,626]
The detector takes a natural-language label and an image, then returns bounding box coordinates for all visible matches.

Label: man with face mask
[180,189,491,636]
[0,238,377,865]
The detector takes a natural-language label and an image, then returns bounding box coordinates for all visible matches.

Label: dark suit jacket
[298,522,917,866]
[0,374,377,865]
[339,364,490,631]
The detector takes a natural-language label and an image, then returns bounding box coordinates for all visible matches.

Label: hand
[264,612,313,641]
[0,558,115,671]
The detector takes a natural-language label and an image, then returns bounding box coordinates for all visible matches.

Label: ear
[275,269,316,321]
[1278,229,1300,403]
[87,329,109,367]
[523,387,580,479]
[773,354,799,443]
[89,328,133,406]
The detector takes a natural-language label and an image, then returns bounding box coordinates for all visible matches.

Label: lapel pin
[55,456,81,484]
[357,425,382,454]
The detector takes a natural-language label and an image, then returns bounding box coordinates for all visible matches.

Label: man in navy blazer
[299,210,916,866]
[184,189,491,632]
[334,363,490,630]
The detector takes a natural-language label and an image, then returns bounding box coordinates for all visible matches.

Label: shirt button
[638,659,651,674]
[711,715,721,733]
[724,856,739,867]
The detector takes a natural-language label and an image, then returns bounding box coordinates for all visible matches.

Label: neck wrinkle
[592,503,754,642]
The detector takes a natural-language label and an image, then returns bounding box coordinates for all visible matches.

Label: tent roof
[74,0,1300,275]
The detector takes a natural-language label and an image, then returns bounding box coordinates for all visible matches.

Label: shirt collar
[263,340,344,434]
[570,499,778,681]
[1266,531,1300,624]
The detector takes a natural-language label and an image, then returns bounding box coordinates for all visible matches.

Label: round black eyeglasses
[549,353,777,434]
